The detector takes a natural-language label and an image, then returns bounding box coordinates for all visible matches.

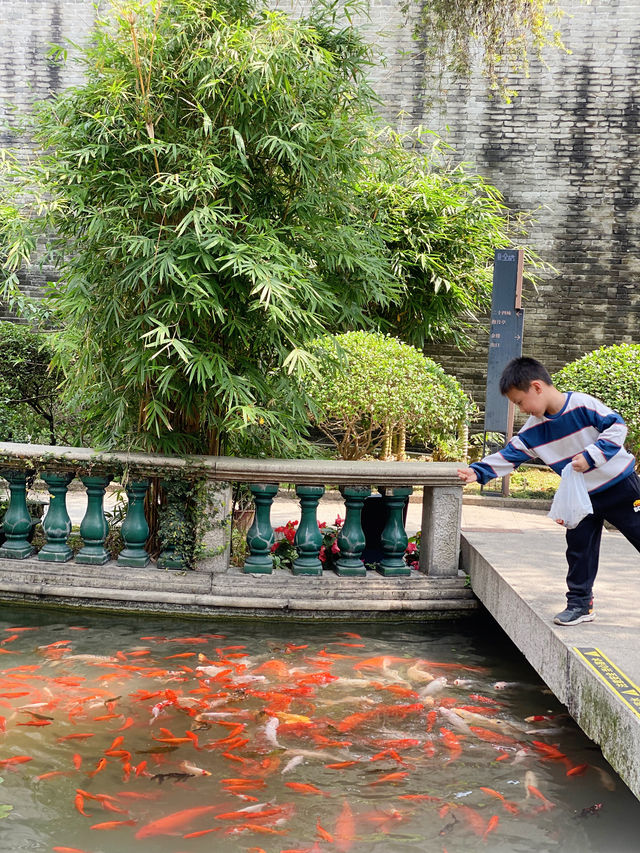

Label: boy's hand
[571,453,590,473]
[457,467,478,484]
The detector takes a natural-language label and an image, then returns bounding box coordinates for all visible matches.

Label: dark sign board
[483,250,525,433]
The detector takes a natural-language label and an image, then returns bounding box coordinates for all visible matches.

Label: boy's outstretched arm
[457,467,478,484]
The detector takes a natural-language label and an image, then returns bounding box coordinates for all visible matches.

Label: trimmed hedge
[553,344,640,462]
[304,331,473,460]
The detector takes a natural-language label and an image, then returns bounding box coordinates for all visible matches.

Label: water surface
[0,605,638,852]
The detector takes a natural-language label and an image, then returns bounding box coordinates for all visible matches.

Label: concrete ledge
[0,558,477,619]
[461,527,640,801]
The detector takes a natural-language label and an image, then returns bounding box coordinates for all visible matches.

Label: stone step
[0,557,477,616]
[0,582,478,615]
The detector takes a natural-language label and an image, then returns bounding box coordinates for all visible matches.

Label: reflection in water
[0,605,638,852]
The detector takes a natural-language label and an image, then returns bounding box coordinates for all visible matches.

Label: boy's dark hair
[499,356,553,394]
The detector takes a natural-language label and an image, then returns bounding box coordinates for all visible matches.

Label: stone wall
[2,0,639,413]
[419,0,640,415]
[0,0,100,319]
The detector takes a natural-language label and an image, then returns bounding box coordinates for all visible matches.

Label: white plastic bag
[548,464,593,529]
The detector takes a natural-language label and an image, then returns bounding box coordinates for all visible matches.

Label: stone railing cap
[0,441,462,487]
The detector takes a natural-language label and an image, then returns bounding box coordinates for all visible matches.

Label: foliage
[304,331,474,460]
[358,130,544,349]
[270,514,343,570]
[230,523,249,566]
[0,322,60,443]
[270,514,420,571]
[553,344,640,463]
[405,530,420,569]
[0,0,404,458]
[467,430,507,462]
[0,0,544,461]
[157,477,216,568]
[408,0,567,103]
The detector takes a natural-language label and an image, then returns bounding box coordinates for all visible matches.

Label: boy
[457,356,640,626]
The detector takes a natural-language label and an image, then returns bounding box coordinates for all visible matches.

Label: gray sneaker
[553,606,595,626]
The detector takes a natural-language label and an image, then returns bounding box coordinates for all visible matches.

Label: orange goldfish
[334,800,355,852]
[527,785,555,811]
[479,787,519,815]
[52,848,92,853]
[90,819,137,830]
[87,758,107,777]
[0,755,32,768]
[483,814,499,840]
[284,782,329,796]
[74,792,90,816]
[316,821,334,842]
[469,726,518,747]
[135,805,220,838]
[368,771,409,786]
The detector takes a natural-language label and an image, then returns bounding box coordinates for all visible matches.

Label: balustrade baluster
[0,469,36,559]
[378,486,412,576]
[293,485,325,575]
[117,480,151,567]
[335,485,370,576]
[75,474,113,565]
[39,471,74,563]
[243,483,278,573]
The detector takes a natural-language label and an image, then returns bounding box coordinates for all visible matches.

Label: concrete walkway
[460,498,640,802]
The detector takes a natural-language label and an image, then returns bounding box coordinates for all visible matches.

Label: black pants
[565,472,640,608]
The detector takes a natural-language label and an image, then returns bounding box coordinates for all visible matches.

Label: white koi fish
[419,676,447,698]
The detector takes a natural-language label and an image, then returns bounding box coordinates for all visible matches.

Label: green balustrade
[243,483,278,574]
[293,485,325,575]
[335,485,371,576]
[378,486,413,576]
[117,480,150,568]
[75,474,112,566]
[0,469,36,560]
[39,471,74,563]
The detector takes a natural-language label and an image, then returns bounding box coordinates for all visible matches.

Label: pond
[0,604,638,853]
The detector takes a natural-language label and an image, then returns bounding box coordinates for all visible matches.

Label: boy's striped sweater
[471,391,636,494]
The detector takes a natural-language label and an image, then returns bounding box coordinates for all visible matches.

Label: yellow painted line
[574,647,640,720]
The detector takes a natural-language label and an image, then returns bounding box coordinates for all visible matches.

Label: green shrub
[304,331,474,460]
[0,322,58,443]
[553,344,640,462]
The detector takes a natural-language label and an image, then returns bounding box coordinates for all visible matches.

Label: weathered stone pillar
[194,482,232,573]
[418,485,462,577]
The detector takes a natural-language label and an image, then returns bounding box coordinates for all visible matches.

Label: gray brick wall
[2,0,639,417]
[417,0,640,417]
